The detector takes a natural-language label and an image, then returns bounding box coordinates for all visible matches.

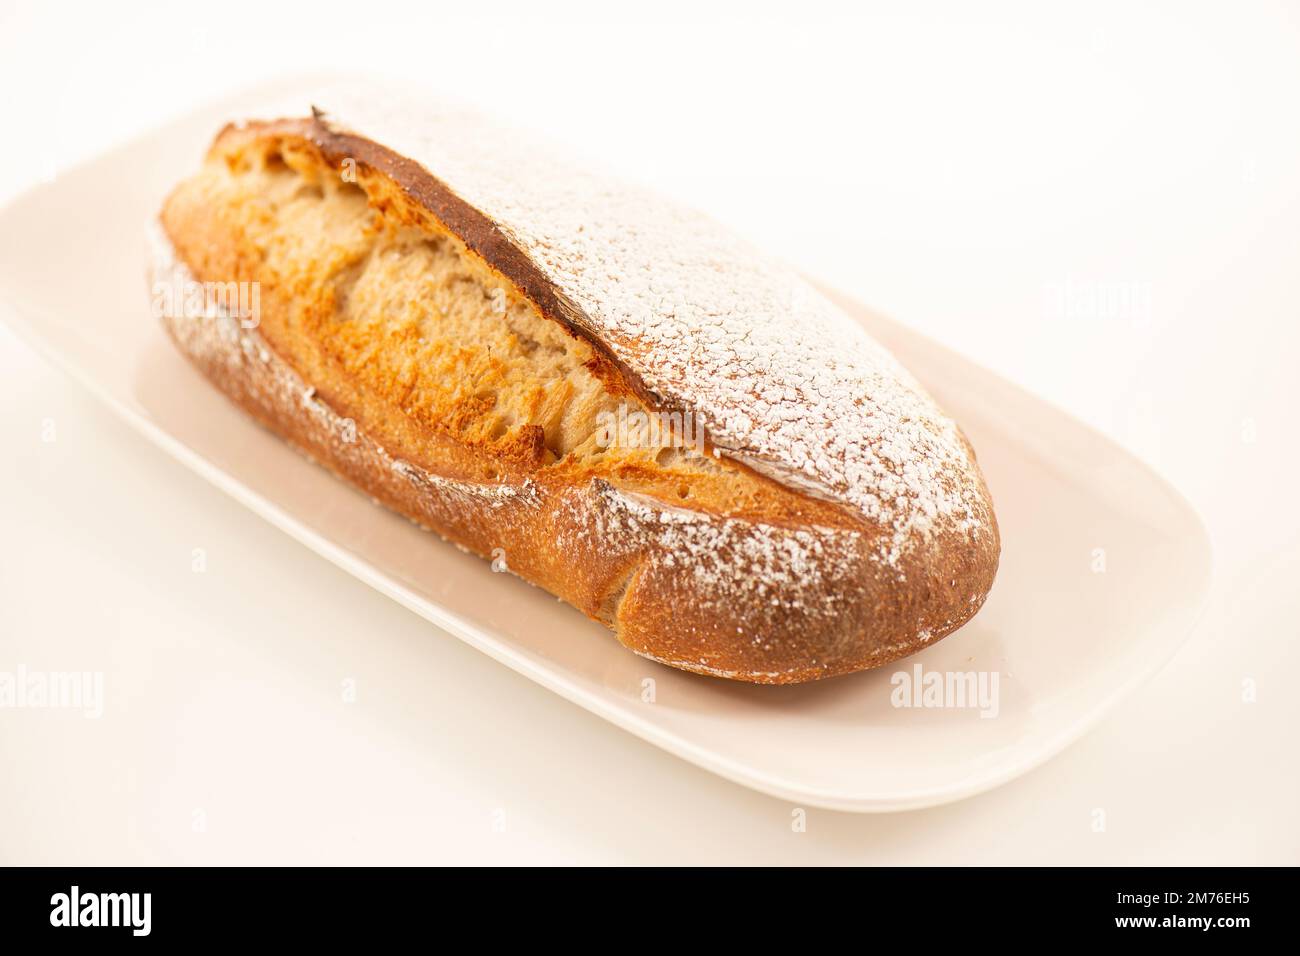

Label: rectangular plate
[0,77,1211,811]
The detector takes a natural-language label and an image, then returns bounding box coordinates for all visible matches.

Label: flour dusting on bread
[312,84,988,565]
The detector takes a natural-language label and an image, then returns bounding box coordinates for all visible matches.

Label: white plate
[0,77,1211,812]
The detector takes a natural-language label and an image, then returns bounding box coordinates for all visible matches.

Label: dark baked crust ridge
[300,116,650,407]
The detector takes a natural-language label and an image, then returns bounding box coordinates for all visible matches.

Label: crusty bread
[151,89,999,683]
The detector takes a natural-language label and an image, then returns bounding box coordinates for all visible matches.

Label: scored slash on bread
[151,86,999,683]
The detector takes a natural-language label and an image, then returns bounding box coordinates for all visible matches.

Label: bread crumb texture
[162,133,823,521]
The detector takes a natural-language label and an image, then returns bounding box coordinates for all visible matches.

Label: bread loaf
[151,88,999,684]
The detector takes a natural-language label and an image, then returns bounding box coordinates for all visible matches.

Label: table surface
[1,0,1296,865]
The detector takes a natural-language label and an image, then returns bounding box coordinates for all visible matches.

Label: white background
[1,0,1297,863]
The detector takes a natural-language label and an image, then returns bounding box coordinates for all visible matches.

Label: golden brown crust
[152,116,1000,684]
